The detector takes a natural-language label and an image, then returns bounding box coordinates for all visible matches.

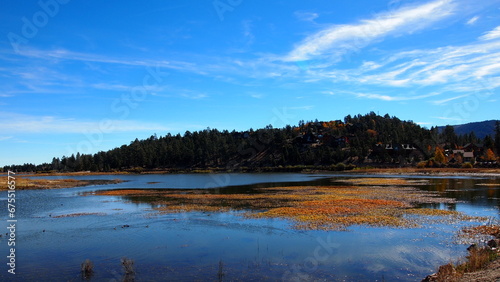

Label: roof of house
[464,152,474,158]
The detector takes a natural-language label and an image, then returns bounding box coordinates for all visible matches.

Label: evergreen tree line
[4,113,500,172]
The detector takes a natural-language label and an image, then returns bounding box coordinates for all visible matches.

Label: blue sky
[1,0,499,166]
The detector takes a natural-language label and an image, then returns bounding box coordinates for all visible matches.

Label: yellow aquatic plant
[91,183,485,230]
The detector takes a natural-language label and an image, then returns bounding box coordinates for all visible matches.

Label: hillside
[4,113,500,173]
[438,120,499,139]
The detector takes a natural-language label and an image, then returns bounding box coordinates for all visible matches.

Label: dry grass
[81,259,94,279]
[459,247,497,273]
[1,176,123,190]
[432,263,457,281]
[475,183,500,187]
[461,225,500,238]
[87,189,155,196]
[350,167,500,175]
[217,260,225,281]
[121,257,135,275]
[336,177,416,186]
[92,184,484,230]
[52,212,105,218]
[405,208,460,216]
[426,225,500,281]
[429,248,498,281]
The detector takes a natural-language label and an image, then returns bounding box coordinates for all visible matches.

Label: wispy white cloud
[0,112,170,134]
[294,11,319,22]
[342,91,440,102]
[322,91,335,96]
[290,105,314,110]
[312,39,500,97]
[150,89,208,100]
[91,83,133,91]
[431,94,469,105]
[179,92,207,99]
[248,92,264,99]
[479,25,500,40]
[91,83,167,93]
[466,16,479,25]
[4,0,498,107]
[14,48,201,74]
[10,66,84,90]
[283,0,455,62]
[353,93,400,101]
[433,116,464,121]
[242,20,255,45]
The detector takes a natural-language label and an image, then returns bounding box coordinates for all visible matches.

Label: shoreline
[0,167,500,191]
[1,168,498,191]
[0,177,124,190]
[343,167,500,177]
[423,225,500,282]
[5,167,500,177]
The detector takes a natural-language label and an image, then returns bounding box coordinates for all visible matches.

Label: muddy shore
[1,176,124,190]
[8,167,500,177]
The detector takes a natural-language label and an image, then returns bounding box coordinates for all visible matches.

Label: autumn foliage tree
[484,148,496,161]
[434,147,446,164]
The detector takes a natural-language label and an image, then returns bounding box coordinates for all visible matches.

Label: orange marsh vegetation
[90,178,486,230]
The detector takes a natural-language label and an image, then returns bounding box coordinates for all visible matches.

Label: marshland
[1,172,499,281]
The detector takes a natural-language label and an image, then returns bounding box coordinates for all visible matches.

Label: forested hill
[437,120,499,139]
[5,113,500,172]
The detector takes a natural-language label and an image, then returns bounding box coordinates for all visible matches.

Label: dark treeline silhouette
[4,113,500,173]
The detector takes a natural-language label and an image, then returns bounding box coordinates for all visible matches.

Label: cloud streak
[310,39,500,103]
[480,25,500,40]
[283,0,455,62]
[466,16,479,25]
[13,48,201,74]
[3,0,498,107]
[0,112,170,134]
[339,90,440,102]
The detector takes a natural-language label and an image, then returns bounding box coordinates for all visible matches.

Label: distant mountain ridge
[437,120,499,139]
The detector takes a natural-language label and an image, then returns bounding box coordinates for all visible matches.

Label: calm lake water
[1,173,499,281]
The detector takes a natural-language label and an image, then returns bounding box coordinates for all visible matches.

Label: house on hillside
[464,143,483,154]
[402,144,416,150]
[462,143,484,163]
[463,152,474,162]
[372,143,416,159]
[294,132,319,145]
[336,136,349,148]
[233,131,250,139]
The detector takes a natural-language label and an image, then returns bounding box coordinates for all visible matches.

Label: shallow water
[0,173,499,281]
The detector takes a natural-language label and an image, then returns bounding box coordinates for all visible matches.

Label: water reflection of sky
[0,173,499,281]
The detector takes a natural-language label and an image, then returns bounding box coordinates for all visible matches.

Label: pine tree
[495,121,500,154]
